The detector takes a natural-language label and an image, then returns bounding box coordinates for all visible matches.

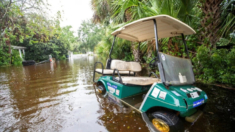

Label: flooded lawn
[0,56,234,132]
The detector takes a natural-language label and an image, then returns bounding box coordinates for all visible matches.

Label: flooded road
[0,56,234,132]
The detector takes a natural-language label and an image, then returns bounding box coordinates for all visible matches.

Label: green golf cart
[93,15,208,132]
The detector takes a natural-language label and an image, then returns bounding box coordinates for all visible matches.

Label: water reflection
[0,56,147,132]
[93,90,148,132]
[0,56,234,132]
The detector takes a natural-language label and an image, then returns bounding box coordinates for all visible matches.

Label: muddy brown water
[0,56,234,132]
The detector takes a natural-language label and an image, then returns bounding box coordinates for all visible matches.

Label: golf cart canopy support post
[108,35,117,59]
[181,34,190,58]
[153,19,166,85]
[153,19,160,61]
[138,42,140,56]
[138,42,141,62]
[106,35,116,69]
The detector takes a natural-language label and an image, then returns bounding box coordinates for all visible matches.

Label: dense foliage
[76,20,104,53]
[20,36,67,61]
[0,44,10,66]
[0,0,78,65]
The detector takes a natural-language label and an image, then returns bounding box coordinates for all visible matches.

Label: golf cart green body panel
[97,76,151,99]
[169,85,208,109]
[140,83,186,112]
[140,83,208,117]
[169,85,208,117]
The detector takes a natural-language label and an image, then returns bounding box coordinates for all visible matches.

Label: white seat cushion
[111,60,141,72]
[115,76,161,86]
[95,69,134,75]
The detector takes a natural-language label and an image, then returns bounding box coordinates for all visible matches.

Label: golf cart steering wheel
[149,57,158,68]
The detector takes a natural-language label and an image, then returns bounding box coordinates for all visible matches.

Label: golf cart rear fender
[139,83,187,112]
[97,80,107,89]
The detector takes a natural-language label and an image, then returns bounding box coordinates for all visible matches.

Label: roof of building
[11,45,26,49]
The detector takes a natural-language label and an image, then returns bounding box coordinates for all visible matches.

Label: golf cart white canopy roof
[111,15,196,42]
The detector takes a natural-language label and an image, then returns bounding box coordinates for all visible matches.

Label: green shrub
[193,45,235,85]
[58,55,66,60]
[0,43,11,66]
[11,50,22,66]
[20,37,69,62]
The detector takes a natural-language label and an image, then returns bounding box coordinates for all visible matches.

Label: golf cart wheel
[152,111,183,132]
[97,85,106,95]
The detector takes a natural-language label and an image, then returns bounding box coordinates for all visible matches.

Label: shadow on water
[0,55,234,132]
[184,83,235,132]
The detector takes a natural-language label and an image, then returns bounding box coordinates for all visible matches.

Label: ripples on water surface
[0,56,148,132]
[0,56,234,132]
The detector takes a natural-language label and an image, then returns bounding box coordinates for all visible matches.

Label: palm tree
[111,0,150,23]
[111,0,199,25]
[91,0,112,25]
[220,0,235,37]
[199,0,223,49]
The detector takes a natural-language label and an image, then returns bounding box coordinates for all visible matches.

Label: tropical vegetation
[0,0,78,65]
[77,20,104,53]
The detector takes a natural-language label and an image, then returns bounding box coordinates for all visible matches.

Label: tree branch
[0,0,13,21]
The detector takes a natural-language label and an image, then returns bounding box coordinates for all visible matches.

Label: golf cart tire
[98,85,106,95]
[152,111,183,132]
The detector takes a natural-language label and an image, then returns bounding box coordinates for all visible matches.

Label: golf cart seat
[115,76,161,86]
[95,69,134,75]
[94,59,135,75]
[111,60,161,86]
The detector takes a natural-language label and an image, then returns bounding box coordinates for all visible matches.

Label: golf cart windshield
[159,52,195,85]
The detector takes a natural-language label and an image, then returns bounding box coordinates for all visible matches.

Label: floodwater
[0,56,234,132]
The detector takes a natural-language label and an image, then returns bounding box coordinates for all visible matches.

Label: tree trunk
[199,0,223,49]
[131,42,140,62]
[5,35,11,54]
